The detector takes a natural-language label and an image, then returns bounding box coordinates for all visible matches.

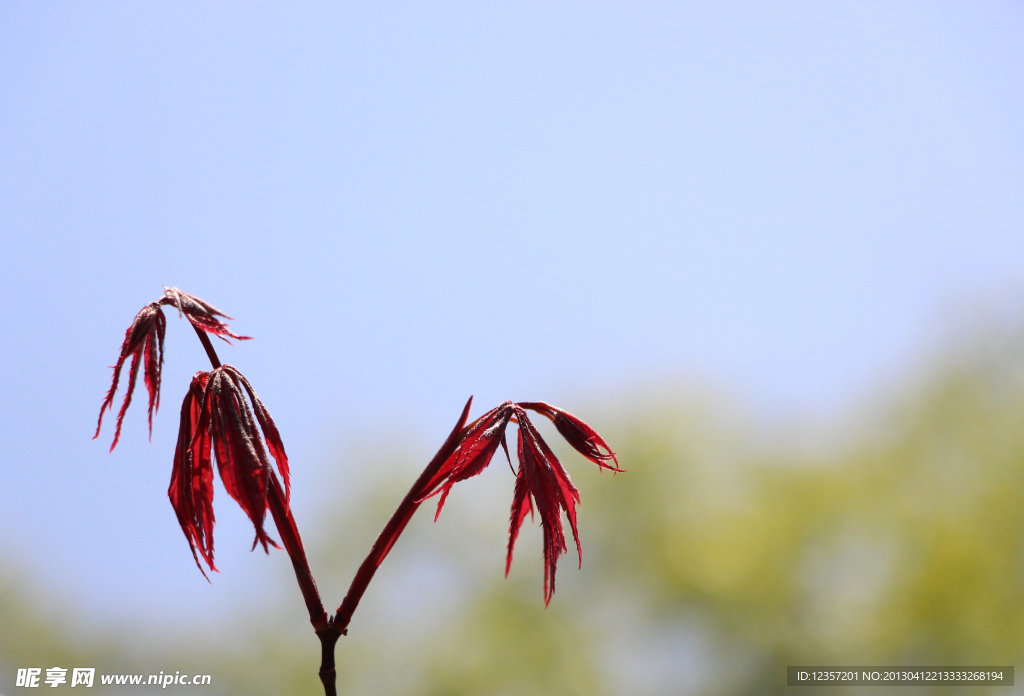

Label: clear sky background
[1,1,1022,637]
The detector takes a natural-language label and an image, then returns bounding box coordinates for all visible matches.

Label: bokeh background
[2,2,1024,694]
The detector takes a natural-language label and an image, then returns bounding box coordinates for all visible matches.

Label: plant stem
[266,472,342,695]
[191,324,222,369]
[332,396,473,634]
[317,628,341,696]
[266,472,330,628]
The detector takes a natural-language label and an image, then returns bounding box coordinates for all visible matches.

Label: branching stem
[191,323,476,696]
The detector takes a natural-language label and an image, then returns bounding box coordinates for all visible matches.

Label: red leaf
[235,373,290,505]
[519,401,623,471]
[505,465,533,577]
[94,302,166,451]
[190,365,284,558]
[424,402,513,521]
[168,372,216,577]
[96,289,249,451]
[514,406,578,605]
[160,287,251,343]
[430,399,620,605]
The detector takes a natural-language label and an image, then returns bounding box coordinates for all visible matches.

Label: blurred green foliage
[3,330,1024,694]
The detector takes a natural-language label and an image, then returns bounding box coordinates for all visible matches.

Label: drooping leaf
[94,302,166,451]
[429,399,620,605]
[168,372,215,577]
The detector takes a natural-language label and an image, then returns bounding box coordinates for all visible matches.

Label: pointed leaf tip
[519,402,622,471]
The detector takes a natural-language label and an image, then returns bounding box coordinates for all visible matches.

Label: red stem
[266,471,329,630]
[331,396,473,634]
[191,323,222,369]
[266,472,341,696]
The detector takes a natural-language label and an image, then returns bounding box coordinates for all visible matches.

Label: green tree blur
[3,328,1023,695]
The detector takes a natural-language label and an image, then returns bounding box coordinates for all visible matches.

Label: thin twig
[266,472,330,629]
[332,397,473,634]
[191,323,222,369]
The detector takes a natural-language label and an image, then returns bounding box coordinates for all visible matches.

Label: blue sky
[1,1,1022,634]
